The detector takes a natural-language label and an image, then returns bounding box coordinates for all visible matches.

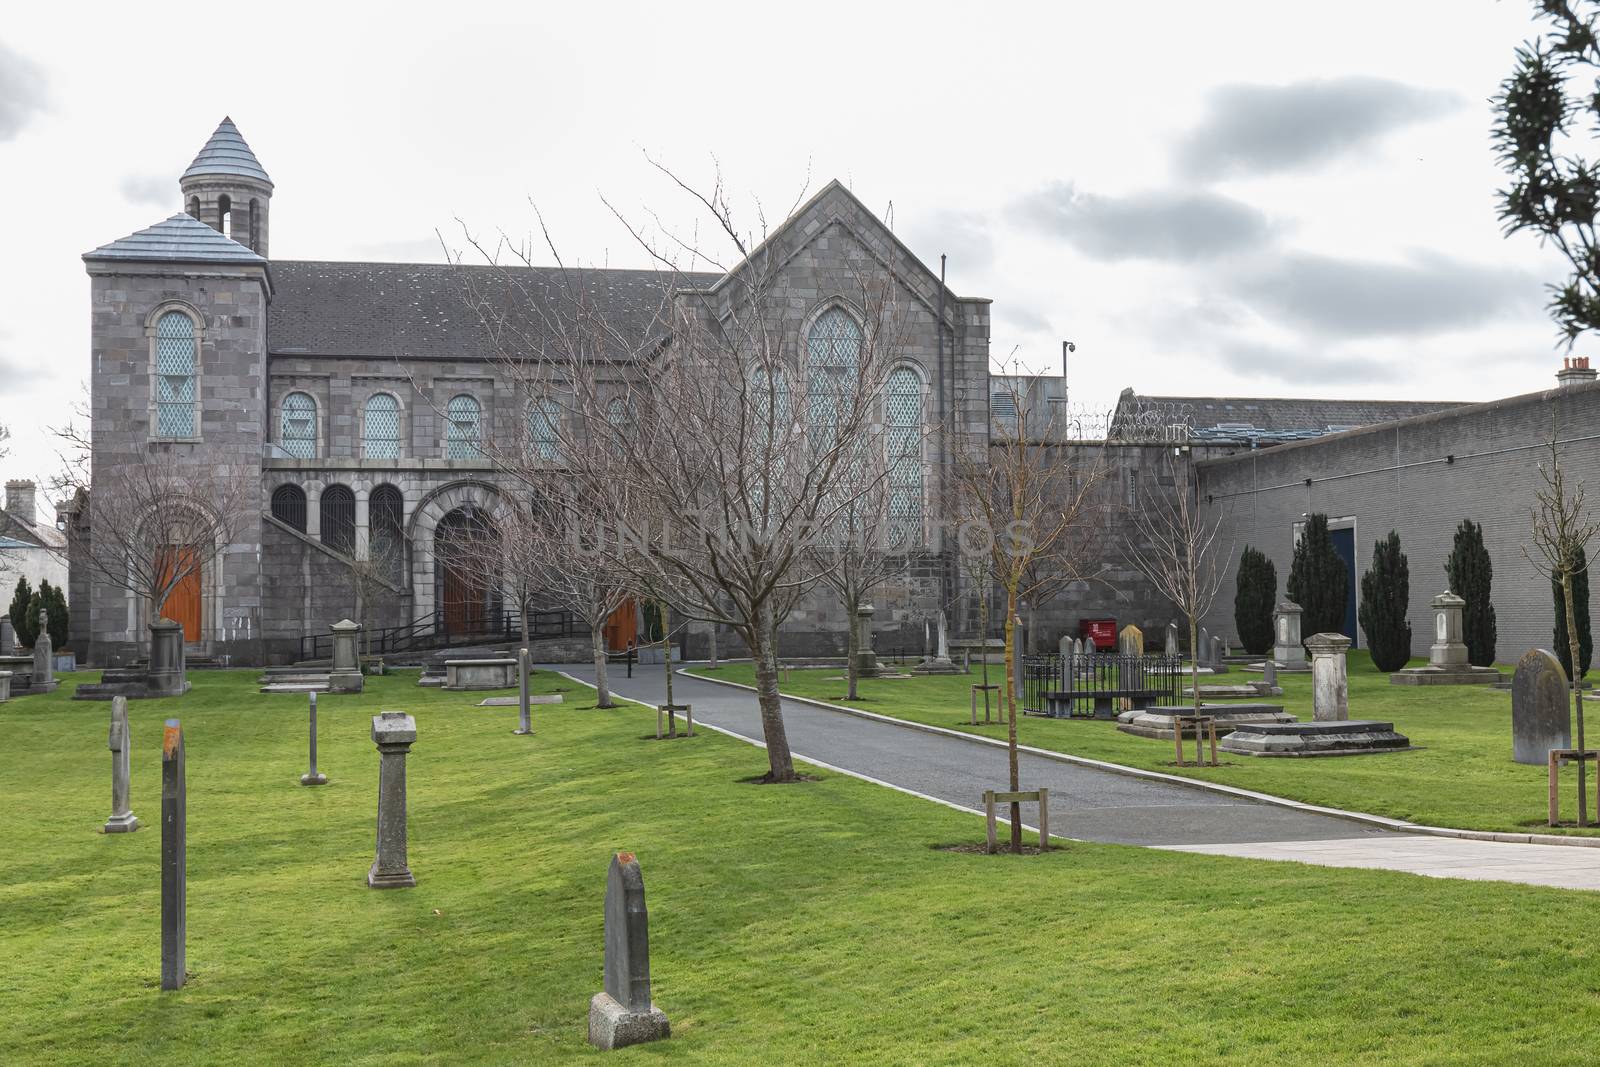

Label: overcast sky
[0,1,1573,519]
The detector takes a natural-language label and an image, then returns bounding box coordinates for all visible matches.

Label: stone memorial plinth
[30,610,56,693]
[161,719,186,989]
[1390,591,1502,686]
[589,852,670,1051]
[104,696,139,832]
[854,605,887,678]
[443,658,517,691]
[1116,702,1295,740]
[1219,719,1412,757]
[368,711,417,889]
[1307,632,1352,721]
[0,670,10,702]
[146,619,188,697]
[328,619,364,693]
[0,614,12,655]
[1272,600,1310,672]
[1512,649,1571,766]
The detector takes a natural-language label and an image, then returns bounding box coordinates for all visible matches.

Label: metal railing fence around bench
[1022,652,1185,718]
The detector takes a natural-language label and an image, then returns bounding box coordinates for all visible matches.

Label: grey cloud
[0,41,48,142]
[120,174,174,207]
[1217,340,1395,386]
[1233,252,1540,338]
[351,237,452,262]
[1000,303,1052,334]
[1013,182,1271,262]
[1177,77,1462,180]
[903,209,993,273]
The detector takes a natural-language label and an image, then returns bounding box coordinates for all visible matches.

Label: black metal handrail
[1022,652,1184,718]
[296,608,587,662]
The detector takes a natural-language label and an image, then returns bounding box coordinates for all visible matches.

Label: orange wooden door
[603,598,637,652]
[156,546,202,642]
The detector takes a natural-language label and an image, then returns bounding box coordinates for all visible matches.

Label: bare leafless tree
[954,375,1109,851]
[345,532,407,659]
[1124,453,1230,717]
[1526,425,1600,826]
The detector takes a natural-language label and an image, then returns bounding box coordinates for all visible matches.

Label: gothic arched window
[271,484,306,532]
[446,394,481,459]
[320,485,356,554]
[218,193,232,239]
[154,310,197,439]
[364,393,401,459]
[885,368,925,544]
[370,483,405,576]
[528,399,561,462]
[280,392,317,458]
[805,307,862,455]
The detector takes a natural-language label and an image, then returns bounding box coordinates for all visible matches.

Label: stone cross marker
[160,719,186,990]
[32,609,55,693]
[368,711,417,889]
[104,696,138,833]
[0,614,13,655]
[1512,649,1571,766]
[589,851,670,1050]
[301,691,328,786]
[515,647,533,736]
[1306,632,1352,721]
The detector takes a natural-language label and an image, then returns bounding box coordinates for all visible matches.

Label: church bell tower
[179,116,273,256]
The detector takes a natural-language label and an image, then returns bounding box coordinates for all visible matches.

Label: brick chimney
[4,480,35,526]
[1558,356,1598,388]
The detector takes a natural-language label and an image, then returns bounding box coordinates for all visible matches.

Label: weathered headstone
[104,696,139,832]
[1198,626,1211,665]
[1118,624,1144,657]
[0,614,13,655]
[1306,632,1352,721]
[588,852,670,1050]
[368,711,417,889]
[31,609,56,693]
[855,604,882,678]
[301,691,328,786]
[1273,600,1307,669]
[1512,649,1571,765]
[160,719,186,989]
[515,647,533,736]
[1165,621,1179,658]
[328,619,364,693]
[1262,658,1278,688]
[0,670,10,702]
[1212,634,1225,665]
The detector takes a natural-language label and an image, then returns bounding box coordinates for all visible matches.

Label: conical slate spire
[181,117,272,186]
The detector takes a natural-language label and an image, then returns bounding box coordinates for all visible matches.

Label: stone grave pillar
[31,609,56,692]
[1212,635,1225,666]
[1428,591,1469,669]
[104,696,139,833]
[160,719,186,989]
[855,605,881,678]
[329,619,365,693]
[589,851,670,1050]
[0,614,13,655]
[301,691,328,786]
[368,711,418,889]
[1512,649,1571,765]
[0,670,10,702]
[1198,626,1211,666]
[515,647,533,736]
[147,619,186,697]
[1165,621,1179,658]
[1306,632,1352,721]
[1273,601,1307,669]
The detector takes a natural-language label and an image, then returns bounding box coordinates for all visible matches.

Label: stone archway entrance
[434,506,499,636]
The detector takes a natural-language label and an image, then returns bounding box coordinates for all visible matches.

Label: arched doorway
[434,505,499,636]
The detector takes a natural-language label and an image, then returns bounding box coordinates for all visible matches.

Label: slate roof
[0,510,63,550]
[181,117,273,186]
[1115,389,1466,445]
[83,214,266,265]
[267,261,722,361]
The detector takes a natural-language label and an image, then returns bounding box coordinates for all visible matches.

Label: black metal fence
[297,608,586,662]
[1022,652,1185,718]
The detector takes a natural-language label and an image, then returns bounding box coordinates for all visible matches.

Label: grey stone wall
[1196,381,1600,664]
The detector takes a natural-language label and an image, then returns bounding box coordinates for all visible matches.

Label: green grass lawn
[9,667,1600,1065]
[687,653,1600,836]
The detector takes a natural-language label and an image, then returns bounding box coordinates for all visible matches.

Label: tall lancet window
[280,392,317,458]
[155,311,197,439]
[885,368,924,545]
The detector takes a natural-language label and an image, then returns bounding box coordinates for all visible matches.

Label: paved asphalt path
[549,662,1388,847]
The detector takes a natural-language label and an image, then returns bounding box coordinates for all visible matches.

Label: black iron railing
[296,608,586,662]
[1022,653,1184,718]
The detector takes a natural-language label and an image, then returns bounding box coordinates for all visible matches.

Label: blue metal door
[1329,526,1358,646]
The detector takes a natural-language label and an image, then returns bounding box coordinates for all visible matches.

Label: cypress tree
[1554,547,1594,680]
[1445,518,1497,667]
[9,576,35,647]
[38,580,68,648]
[1287,513,1348,637]
[1234,546,1276,654]
[1359,530,1412,672]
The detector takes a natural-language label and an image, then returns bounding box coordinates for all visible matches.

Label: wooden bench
[1041,688,1165,720]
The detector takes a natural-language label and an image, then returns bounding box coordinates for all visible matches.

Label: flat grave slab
[1220,719,1411,757]
[478,694,563,706]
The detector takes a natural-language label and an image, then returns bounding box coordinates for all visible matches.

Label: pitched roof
[181,117,272,186]
[267,261,722,362]
[83,213,267,265]
[1115,389,1466,444]
[0,510,63,550]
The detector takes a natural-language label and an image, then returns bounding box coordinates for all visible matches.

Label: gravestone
[1390,590,1501,685]
[1198,626,1211,665]
[301,691,328,786]
[104,696,138,832]
[1512,649,1571,766]
[1118,624,1144,656]
[1262,658,1278,688]
[368,711,417,889]
[1306,632,1352,721]
[588,852,670,1050]
[515,647,533,735]
[31,610,56,693]
[328,619,364,693]
[1058,633,1073,658]
[0,615,12,655]
[1165,621,1179,658]
[855,605,884,678]
[1212,635,1225,664]
[147,619,187,697]
[0,670,9,702]
[160,719,186,989]
[1273,600,1308,670]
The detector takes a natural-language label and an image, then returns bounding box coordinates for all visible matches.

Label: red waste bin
[1079,618,1117,651]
